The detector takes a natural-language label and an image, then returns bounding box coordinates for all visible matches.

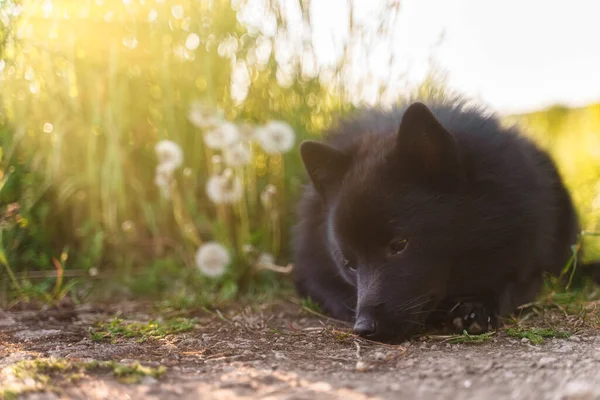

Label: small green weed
[86,361,167,384]
[447,330,495,344]
[1,357,167,396]
[89,317,197,343]
[301,297,324,315]
[505,327,571,345]
[331,328,354,342]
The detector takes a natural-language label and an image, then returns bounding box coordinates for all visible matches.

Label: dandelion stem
[247,142,258,210]
[271,211,281,259]
[235,167,250,251]
[171,181,202,247]
[0,230,24,296]
[267,154,285,258]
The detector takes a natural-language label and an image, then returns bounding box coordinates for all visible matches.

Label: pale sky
[312,0,600,115]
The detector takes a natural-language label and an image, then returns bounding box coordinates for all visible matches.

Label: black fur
[292,99,597,342]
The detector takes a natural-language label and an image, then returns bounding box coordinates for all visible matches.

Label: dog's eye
[343,259,355,271]
[389,239,408,256]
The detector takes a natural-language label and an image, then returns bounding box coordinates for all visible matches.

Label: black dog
[292,99,598,342]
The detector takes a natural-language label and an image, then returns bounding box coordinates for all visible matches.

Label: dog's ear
[395,102,463,190]
[300,141,351,199]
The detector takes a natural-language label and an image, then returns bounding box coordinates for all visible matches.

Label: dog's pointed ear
[300,140,351,198]
[396,102,462,190]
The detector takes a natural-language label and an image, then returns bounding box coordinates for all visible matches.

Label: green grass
[1,358,167,397]
[446,330,496,344]
[87,360,167,384]
[0,0,598,310]
[505,327,571,345]
[301,297,324,315]
[89,317,197,343]
[330,328,354,342]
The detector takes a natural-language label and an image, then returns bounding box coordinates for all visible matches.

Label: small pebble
[537,357,557,367]
[559,381,600,399]
[141,376,158,385]
[463,380,472,388]
[311,382,332,391]
[556,345,573,353]
[355,360,369,372]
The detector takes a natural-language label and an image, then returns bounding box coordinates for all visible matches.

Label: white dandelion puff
[255,252,274,267]
[206,172,243,204]
[255,121,295,154]
[242,244,256,255]
[121,220,135,233]
[155,163,175,197]
[155,140,183,170]
[188,101,224,130]
[224,142,252,166]
[204,122,240,149]
[195,242,230,278]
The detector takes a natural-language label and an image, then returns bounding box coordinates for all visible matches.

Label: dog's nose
[353,316,377,336]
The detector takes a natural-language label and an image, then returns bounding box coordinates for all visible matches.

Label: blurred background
[0,0,599,307]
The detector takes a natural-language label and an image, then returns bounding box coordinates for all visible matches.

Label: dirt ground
[1,300,600,400]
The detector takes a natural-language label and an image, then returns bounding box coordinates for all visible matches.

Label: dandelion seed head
[255,121,295,154]
[195,242,230,278]
[224,143,251,167]
[206,173,243,204]
[155,163,175,197]
[204,122,240,149]
[188,101,224,130]
[155,140,183,170]
[242,244,256,255]
[121,220,135,233]
[256,252,274,266]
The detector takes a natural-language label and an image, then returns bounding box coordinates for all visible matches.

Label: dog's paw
[449,302,496,335]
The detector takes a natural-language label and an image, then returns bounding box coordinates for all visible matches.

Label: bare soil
[1,301,600,400]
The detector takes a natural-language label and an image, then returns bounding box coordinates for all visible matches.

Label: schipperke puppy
[292,99,599,342]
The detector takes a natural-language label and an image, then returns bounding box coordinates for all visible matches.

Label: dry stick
[254,261,293,274]
[302,307,353,326]
[354,341,362,360]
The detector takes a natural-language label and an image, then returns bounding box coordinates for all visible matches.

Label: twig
[301,306,352,326]
[354,340,362,360]
[254,262,294,274]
